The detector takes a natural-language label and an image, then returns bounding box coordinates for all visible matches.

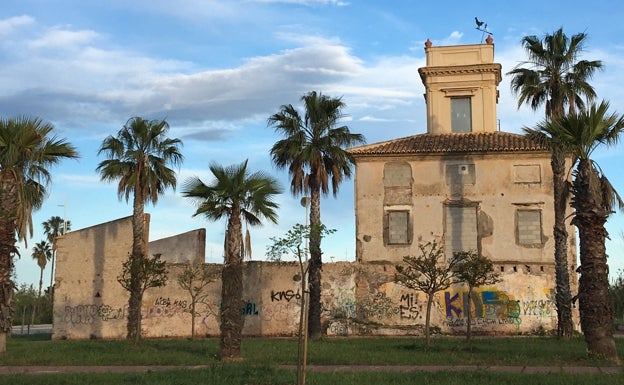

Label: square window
[451,97,472,132]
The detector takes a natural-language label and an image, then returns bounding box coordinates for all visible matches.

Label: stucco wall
[53,215,143,339]
[419,43,501,135]
[354,152,577,270]
[52,214,573,339]
[149,228,206,264]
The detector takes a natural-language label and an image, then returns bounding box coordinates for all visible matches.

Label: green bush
[13,284,53,326]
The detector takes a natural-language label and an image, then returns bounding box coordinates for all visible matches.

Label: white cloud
[438,31,464,46]
[0,15,34,35]
[28,27,99,49]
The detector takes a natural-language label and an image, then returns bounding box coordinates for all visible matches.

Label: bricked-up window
[444,205,478,258]
[517,209,543,246]
[386,211,410,245]
[383,162,412,187]
[451,97,472,132]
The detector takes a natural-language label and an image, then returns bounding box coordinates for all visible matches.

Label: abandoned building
[52,38,578,340]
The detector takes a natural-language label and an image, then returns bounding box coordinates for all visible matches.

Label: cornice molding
[418,63,502,84]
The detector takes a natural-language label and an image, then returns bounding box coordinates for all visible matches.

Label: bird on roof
[475,17,484,28]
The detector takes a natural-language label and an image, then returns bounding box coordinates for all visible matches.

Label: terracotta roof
[349,132,548,156]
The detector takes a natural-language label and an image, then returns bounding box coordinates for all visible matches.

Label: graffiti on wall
[63,304,127,325]
[322,285,421,322]
[442,288,556,330]
[62,297,198,325]
[398,293,422,320]
[270,289,301,303]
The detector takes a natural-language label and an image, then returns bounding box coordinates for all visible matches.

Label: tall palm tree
[31,240,52,298]
[507,28,602,338]
[43,215,71,293]
[30,240,52,327]
[268,91,365,339]
[0,116,78,355]
[528,101,624,362]
[96,117,183,343]
[182,160,281,360]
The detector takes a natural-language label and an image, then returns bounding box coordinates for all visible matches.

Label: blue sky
[3,0,624,288]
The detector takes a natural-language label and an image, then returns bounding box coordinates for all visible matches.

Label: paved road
[11,324,52,335]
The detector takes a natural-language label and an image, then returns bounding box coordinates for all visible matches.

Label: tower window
[451,97,472,132]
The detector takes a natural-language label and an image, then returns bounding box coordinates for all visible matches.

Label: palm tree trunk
[552,150,574,338]
[0,176,18,355]
[38,267,43,298]
[307,187,322,340]
[127,188,147,344]
[573,159,618,362]
[220,205,244,360]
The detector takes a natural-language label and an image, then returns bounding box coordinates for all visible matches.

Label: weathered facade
[52,40,578,340]
[53,216,564,339]
[348,39,578,332]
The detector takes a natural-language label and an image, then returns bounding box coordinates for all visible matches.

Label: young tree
[530,101,624,362]
[0,116,78,355]
[96,117,183,342]
[182,160,281,360]
[454,251,500,340]
[177,263,219,339]
[117,253,168,345]
[508,28,602,338]
[395,239,464,349]
[268,91,365,339]
[267,223,335,385]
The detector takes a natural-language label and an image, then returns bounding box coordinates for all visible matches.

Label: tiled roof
[349,132,548,156]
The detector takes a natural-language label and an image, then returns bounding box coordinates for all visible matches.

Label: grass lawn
[0,334,622,384]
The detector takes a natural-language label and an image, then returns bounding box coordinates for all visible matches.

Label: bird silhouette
[475,17,484,28]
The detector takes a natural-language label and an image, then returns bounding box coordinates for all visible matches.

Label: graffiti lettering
[328,321,349,336]
[174,299,188,308]
[270,290,301,302]
[154,296,171,307]
[444,292,462,318]
[399,293,421,320]
[522,300,553,317]
[242,301,259,316]
[64,304,127,324]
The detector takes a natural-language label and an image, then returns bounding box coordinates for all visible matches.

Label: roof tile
[349,132,548,156]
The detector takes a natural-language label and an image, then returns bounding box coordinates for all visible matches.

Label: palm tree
[182,160,281,360]
[96,117,183,343]
[528,101,624,362]
[268,91,365,339]
[31,241,52,298]
[30,240,52,327]
[0,116,78,354]
[507,28,602,338]
[43,215,71,294]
